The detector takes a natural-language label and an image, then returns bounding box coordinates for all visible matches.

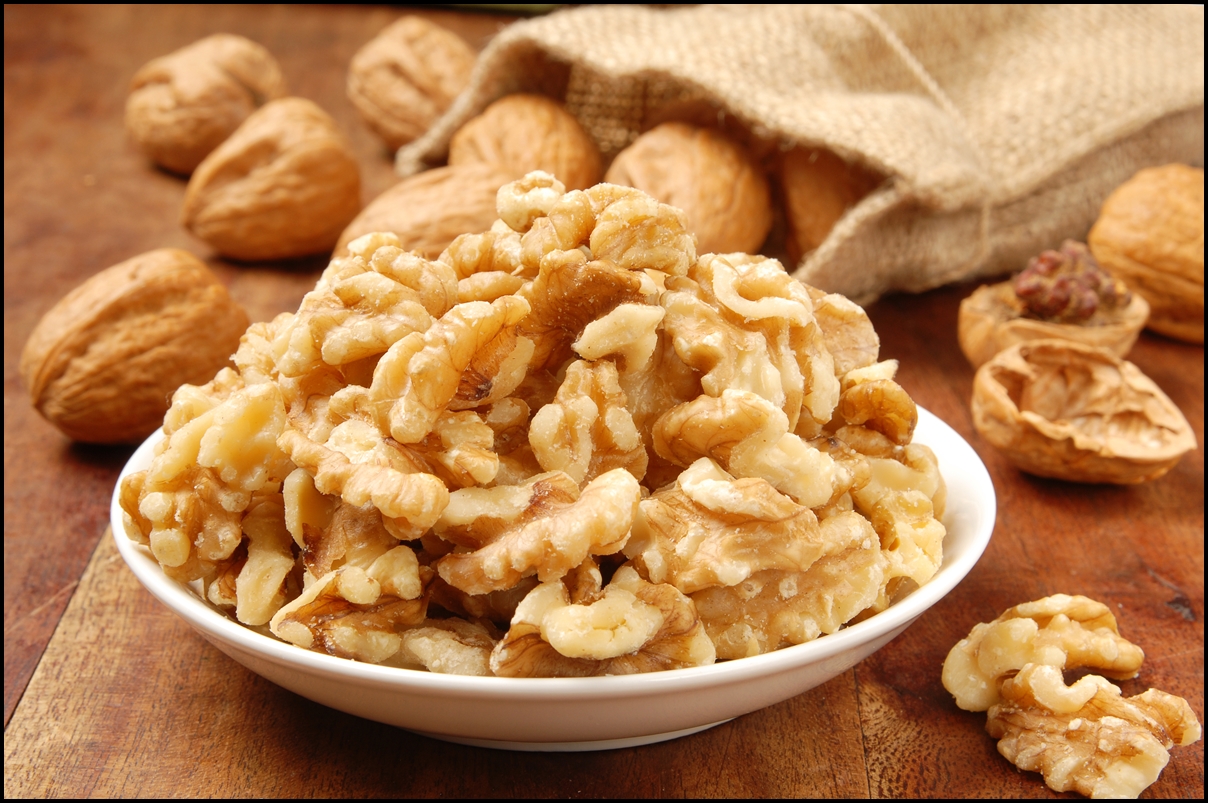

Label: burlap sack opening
[397,5,1204,304]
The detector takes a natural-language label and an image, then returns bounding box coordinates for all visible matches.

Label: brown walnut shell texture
[971,340,1196,484]
[334,163,519,259]
[125,34,288,175]
[1088,164,1204,344]
[780,147,882,264]
[19,249,249,444]
[181,97,362,262]
[604,122,772,256]
[347,16,476,152]
[449,94,603,191]
[958,281,1150,369]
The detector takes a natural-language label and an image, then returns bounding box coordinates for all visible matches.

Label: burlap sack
[397,4,1204,304]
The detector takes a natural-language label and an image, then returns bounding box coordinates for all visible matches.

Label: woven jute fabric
[397,4,1204,303]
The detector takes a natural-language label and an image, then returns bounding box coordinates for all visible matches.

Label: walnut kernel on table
[449,94,603,192]
[181,97,362,262]
[604,122,773,256]
[126,34,288,175]
[347,16,476,152]
[1088,164,1205,344]
[958,241,1150,369]
[970,340,1196,484]
[943,595,1202,799]
[120,173,948,676]
[19,249,248,444]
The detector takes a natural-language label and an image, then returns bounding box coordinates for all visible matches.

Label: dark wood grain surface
[4,5,1203,798]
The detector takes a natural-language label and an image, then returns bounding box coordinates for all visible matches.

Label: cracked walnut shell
[182,97,362,262]
[20,249,248,443]
[126,34,288,175]
[347,16,476,151]
[971,340,1196,484]
[1088,164,1204,343]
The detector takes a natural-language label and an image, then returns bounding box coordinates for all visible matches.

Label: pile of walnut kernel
[943,595,1201,799]
[119,173,947,677]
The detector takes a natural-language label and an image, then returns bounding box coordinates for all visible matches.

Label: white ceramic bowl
[111,406,995,751]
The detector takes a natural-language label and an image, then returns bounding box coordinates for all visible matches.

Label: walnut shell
[19,249,249,444]
[780,147,882,263]
[449,94,603,191]
[1088,164,1204,343]
[971,340,1196,484]
[125,34,288,175]
[334,163,519,259]
[181,97,361,262]
[347,16,476,151]
[604,122,772,255]
[958,281,1150,368]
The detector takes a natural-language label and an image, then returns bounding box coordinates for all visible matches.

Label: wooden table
[4,5,1203,798]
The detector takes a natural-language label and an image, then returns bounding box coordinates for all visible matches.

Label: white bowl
[111,406,995,751]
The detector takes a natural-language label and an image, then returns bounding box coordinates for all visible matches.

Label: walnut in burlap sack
[397,5,1204,304]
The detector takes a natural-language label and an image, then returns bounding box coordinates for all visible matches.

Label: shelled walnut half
[958,241,1149,369]
[971,340,1196,483]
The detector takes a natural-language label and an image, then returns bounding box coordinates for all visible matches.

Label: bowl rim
[111,405,995,698]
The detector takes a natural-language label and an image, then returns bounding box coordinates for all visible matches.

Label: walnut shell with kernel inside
[971,340,1196,484]
[604,122,772,255]
[181,97,362,262]
[19,249,249,444]
[125,34,288,175]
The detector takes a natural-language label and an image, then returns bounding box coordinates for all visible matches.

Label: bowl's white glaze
[111,406,995,751]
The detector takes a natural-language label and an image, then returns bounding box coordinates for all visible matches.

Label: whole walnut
[181,97,361,262]
[780,147,881,263]
[334,163,520,259]
[126,34,288,175]
[604,122,772,255]
[449,94,603,191]
[347,16,476,151]
[1088,164,1204,343]
[19,249,249,444]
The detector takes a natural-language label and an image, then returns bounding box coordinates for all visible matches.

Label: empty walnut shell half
[958,282,1150,369]
[971,340,1196,484]
[1088,164,1205,344]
